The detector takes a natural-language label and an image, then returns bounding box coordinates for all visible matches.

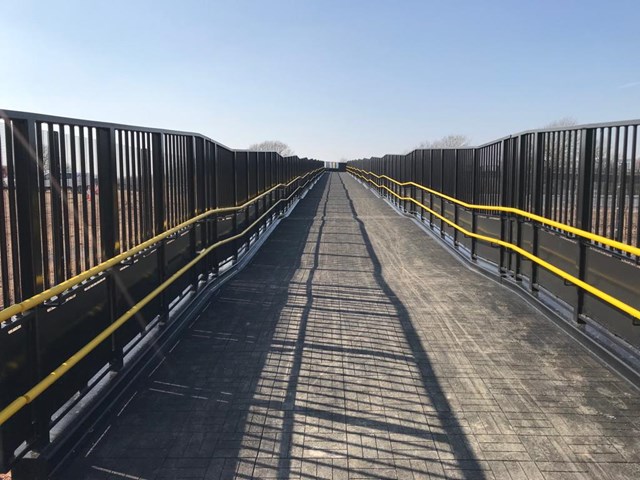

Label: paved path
[58,172,640,480]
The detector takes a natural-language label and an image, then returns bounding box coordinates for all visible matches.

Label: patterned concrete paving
[57,172,640,479]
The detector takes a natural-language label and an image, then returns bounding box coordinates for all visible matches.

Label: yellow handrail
[347,167,640,321]
[0,168,322,324]
[347,166,640,257]
[0,169,323,427]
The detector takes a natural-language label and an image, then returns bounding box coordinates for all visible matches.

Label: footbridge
[0,111,639,479]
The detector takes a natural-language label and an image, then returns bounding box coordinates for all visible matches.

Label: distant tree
[542,117,578,172]
[418,134,471,149]
[248,140,294,157]
[543,117,577,129]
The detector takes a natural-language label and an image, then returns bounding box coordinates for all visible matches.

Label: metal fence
[0,109,323,472]
[349,120,640,350]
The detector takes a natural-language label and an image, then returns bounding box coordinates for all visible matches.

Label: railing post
[575,128,595,323]
[49,130,64,285]
[411,152,417,214]
[531,132,544,291]
[514,135,527,280]
[415,150,424,223]
[232,151,239,262]
[471,148,478,259]
[453,149,459,246]
[151,133,168,323]
[439,149,445,238]
[429,150,434,228]
[188,135,198,290]
[13,118,49,446]
[499,139,509,274]
[210,144,219,277]
[97,127,123,370]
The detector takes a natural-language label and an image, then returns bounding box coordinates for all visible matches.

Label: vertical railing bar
[126,131,135,250]
[130,131,140,246]
[610,126,620,239]
[59,128,72,280]
[117,130,127,252]
[627,125,637,247]
[4,121,22,301]
[88,128,99,265]
[0,128,10,307]
[48,127,64,285]
[543,133,551,218]
[177,136,184,224]
[79,127,90,271]
[69,127,81,276]
[603,127,612,238]
[35,122,51,289]
[138,132,147,240]
[172,135,179,226]
[594,128,604,238]
[615,126,627,244]
[561,130,569,225]
[568,130,578,226]
[165,135,172,229]
[181,136,187,223]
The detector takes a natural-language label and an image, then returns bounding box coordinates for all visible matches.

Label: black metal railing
[0,109,323,472]
[349,120,640,351]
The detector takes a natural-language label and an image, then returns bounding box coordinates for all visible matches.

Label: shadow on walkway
[56,172,487,479]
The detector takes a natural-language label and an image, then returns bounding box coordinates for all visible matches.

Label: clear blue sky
[1,0,639,160]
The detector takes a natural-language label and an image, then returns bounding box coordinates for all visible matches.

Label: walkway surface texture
[59,172,640,480]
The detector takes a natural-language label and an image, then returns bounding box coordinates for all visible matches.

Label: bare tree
[248,140,294,157]
[418,134,471,149]
[542,117,579,171]
[543,117,577,129]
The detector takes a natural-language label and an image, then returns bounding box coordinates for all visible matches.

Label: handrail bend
[347,166,639,322]
[0,169,323,427]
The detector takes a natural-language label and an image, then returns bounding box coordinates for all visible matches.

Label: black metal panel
[443,202,456,237]
[257,152,266,194]
[235,151,248,206]
[458,209,473,251]
[473,216,501,265]
[37,278,111,418]
[216,146,235,208]
[0,314,32,469]
[584,249,640,347]
[248,152,258,200]
[113,248,162,347]
[531,229,577,307]
[164,231,194,302]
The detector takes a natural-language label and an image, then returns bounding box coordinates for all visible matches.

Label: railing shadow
[55,172,486,480]
[224,172,486,478]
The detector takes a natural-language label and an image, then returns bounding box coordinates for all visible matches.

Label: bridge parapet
[0,109,324,475]
[348,119,640,354]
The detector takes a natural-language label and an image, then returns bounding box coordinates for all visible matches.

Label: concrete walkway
[58,172,640,480]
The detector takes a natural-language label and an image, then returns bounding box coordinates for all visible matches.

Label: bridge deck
[58,172,640,480]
